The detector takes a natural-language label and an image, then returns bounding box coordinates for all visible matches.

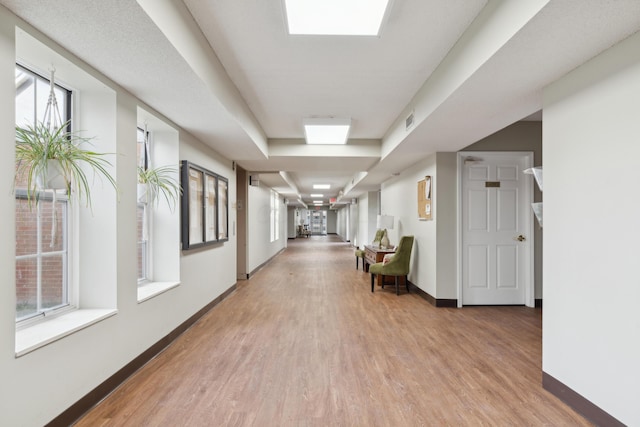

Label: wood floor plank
[75,235,591,426]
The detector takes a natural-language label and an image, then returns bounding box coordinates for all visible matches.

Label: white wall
[179,133,237,303]
[348,203,358,243]
[326,209,337,234]
[336,206,348,241]
[287,206,297,238]
[354,191,379,249]
[0,9,244,426]
[381,154,441,297]
[542,31,640,426]
[367,192,379,244]
[434,153,458,299]
[247,184,287,274]
[297,208,309,227]
[354,192,369,248]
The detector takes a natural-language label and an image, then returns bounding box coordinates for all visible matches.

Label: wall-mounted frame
[418,175,432,220]
[180,161,229,250]
[217,176,228,240]
[205,173,217,242]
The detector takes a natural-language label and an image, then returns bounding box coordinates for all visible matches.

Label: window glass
[270,190,280,242]
[14,65,71,322]
[137,127,148,169]
[135,108,180,298]
[275,194,280,241]
[137,127,149,282]
[15,68,35,127]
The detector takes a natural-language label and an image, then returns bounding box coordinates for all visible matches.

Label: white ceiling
[183,0,487,139]
[3,0,640,207]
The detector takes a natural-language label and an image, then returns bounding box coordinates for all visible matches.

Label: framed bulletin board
[180,160,229,250]
[217,176,229,241]
[418,176,432,220]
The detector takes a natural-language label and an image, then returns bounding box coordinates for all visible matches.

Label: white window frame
[135,107,181,303]
[270,190,280,242]
[137,126,151,284]
[15,191,72,326]
[14,29,120,357]
[15,64,74,326]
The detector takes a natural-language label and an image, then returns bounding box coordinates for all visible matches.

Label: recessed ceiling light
[310,194,323,197]
[304,118,351,145]
[313,184,331,189]
[284,0,390,36]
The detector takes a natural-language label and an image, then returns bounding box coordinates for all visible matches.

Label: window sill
[15,309,118,357]
[137,281,180,303]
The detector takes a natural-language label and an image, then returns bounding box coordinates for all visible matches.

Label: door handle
[516,235,526,242]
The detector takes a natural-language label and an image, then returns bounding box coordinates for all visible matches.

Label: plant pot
[36,159,67,190]
[137,183,148,204]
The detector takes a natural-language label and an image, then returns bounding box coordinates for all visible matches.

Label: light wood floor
[76,235,590,426]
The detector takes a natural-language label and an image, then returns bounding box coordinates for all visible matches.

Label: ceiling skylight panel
[284,0,390,36]
[303,118,351,144]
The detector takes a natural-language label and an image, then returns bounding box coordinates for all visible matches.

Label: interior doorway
[236,166,248,280]
[458,152,534,306]
[308,210,327,235]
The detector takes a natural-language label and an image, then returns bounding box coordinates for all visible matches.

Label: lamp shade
[376,214,394,230]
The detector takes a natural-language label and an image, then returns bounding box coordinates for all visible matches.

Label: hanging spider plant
[15,120,117,208]
[137,164,181,210]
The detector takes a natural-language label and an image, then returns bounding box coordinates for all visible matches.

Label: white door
[460,152,533,306]
[310,210,327,234]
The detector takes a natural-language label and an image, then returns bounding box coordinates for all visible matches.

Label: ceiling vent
[405,112,415,131]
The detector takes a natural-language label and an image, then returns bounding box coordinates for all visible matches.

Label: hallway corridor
[76,235,589,426]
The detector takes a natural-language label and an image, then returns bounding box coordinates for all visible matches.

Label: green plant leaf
[15,120,117,209]
[137,165,182,210]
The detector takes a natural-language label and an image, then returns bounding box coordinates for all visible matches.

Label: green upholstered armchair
[355,229,385,270]
[369,235,414,295]
[355,247,365,270]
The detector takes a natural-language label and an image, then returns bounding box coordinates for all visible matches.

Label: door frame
[456,151,535,308]
[236,166,248,280]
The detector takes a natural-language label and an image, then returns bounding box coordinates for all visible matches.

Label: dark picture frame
[205,173,217,242]
[180,161,229,250]
[217,176,229,241]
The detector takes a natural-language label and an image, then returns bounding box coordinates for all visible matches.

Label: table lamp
[376,214,394,249]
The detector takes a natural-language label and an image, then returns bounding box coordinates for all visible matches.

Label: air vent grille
[405,112,414,130]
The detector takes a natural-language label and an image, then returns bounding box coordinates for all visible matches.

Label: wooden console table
[364,245,396,286]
